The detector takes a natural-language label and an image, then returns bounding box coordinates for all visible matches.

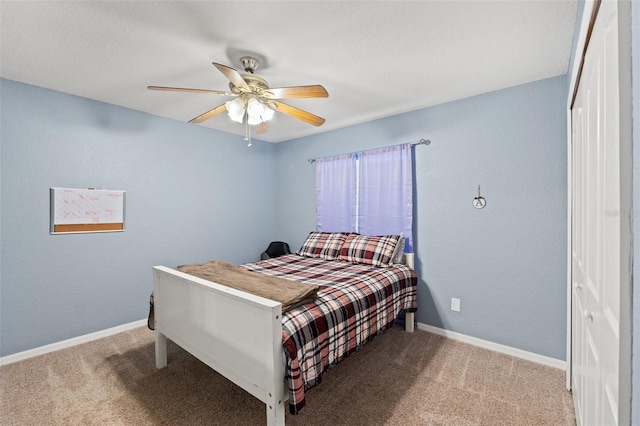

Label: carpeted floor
[0,326,575,425]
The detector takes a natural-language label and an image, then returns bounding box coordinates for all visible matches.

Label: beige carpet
[0,326,575,425]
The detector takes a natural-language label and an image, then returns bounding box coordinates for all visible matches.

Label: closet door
[570,1,623,425]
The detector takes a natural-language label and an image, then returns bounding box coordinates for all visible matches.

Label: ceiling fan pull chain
[244,111,252,147]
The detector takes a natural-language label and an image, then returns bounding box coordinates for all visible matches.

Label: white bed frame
[153,254,415,426]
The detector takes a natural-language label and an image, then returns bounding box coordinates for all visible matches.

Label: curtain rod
[307,139,431,164]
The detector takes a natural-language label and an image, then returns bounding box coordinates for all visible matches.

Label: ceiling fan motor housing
[229,74,269,95]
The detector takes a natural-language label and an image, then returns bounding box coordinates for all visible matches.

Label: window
[315,144,413,251]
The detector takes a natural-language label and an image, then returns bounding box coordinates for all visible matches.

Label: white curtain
[315,144,413,251]
[315,153,357,232]
[358,144,413,251]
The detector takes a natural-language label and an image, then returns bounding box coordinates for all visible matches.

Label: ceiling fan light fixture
[246,97,274,125]
[246,97,264,117]
[228,110,245,123]
[261,106,275,122]
[226,97,245,123]
[247,113,263,126]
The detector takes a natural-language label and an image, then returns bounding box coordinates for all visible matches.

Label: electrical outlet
[451,297,461,312]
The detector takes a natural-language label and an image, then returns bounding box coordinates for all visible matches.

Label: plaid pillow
[297,232,348,260]
[339,234,401,267]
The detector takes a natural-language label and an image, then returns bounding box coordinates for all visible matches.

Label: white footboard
[153,266,286,426]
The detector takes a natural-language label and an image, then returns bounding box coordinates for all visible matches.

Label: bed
[152,232,417,426]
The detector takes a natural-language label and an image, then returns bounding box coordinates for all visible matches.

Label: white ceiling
[0,1,577,143]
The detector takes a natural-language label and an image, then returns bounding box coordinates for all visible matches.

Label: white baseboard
[1,319,565,371]
[0,319,147,366]
[417,322,566,370]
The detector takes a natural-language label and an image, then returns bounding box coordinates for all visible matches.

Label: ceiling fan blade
[188,103,228,124]
[256,122,269,134]
[271,101,325,126]
[147,86,229,95]
[212,62,250,90]
[264,85,329,99]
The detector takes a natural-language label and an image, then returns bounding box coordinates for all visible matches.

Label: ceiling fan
[148,56,328,137]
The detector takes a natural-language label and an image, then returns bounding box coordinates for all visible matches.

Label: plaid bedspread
[240,254,417,414]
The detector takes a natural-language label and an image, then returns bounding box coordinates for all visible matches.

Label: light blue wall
[274,75,568,360]
[0,78,277,356]
[0,76,571,363]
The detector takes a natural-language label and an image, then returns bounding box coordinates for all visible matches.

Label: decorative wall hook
[473,185,486,209]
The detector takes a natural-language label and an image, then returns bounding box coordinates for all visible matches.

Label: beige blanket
[177,260,319,313]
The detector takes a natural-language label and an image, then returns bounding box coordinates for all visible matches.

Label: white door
[570,1,624,425]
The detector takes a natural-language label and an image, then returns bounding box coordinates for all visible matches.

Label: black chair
[261,241,292,260]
